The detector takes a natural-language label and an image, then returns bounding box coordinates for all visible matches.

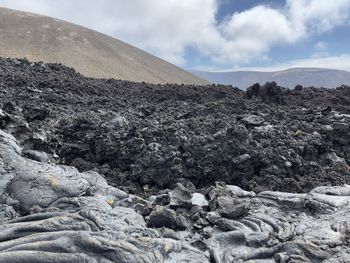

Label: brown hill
[0,7,208,85]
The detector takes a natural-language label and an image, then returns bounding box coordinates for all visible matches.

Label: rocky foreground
[0,58,350,262]
[1,124,350,262]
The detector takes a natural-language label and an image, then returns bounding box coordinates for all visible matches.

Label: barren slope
[0,7,208,85]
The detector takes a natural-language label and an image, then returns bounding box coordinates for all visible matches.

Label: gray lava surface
[1,57,350,262]
[0,127,350,262]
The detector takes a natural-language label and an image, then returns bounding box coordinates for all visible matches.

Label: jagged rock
[170,183,193,208]
[1,128,350,261]
[206,184,253,219]
[215,218,239,231]
[202,226,213,239]
[191,193,209,208]
[116,195,153,216]
[178,179,197,192]
[206,212,221,224]
[241,114,265,126]
[176,214,188,230]
[148,206,178,229]
[232,153,251,164]
[226,185,256,198]
[321,106,332,116]
[0,128,211,263]
[153,194,171,206]
[1,57,350,194]
[193,218,209,229]
[206,182,230,200]
[23,149,49,163]
[1,57,350,262]
[135,202,153,216]
[215,196,250,219]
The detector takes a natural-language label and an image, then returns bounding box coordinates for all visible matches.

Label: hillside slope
[0,7,208,85]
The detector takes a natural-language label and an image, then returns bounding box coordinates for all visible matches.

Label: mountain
[0,7,208,85]
[192,68,350,89]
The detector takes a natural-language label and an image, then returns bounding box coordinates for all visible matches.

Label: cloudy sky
[1,0,350,71]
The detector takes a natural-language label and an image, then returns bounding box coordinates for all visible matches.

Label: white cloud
[1,0,350,67]
[287,0,350,34]
[211,6,297,64]
[0,0,219,65]
[207,0,350,65]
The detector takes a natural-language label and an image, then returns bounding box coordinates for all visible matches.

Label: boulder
[148,206,178,229]
[191,193,209,208]
[170,183,193,208]
[215,196,250,219]
[153,194,171,206]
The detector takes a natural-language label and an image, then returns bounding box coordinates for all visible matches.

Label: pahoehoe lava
[1,57,349,195]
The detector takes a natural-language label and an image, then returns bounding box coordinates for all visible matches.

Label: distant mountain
[0,7,208,85]
[191,68,350,89]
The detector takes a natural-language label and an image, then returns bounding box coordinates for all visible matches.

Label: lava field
[1,57,350,195]
[1,57,350,262]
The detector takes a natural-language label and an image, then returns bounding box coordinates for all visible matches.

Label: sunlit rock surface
[1,129,349,262]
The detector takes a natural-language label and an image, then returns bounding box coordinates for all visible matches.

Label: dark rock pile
[1,58,349,195]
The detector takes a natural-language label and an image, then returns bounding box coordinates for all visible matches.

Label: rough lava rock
[0,58,349,194]
[1,57,350,262]
[0,128,350,262]
[0,128,210,263]
[170,183,193,208]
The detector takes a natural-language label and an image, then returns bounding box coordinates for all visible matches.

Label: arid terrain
[0,7,207,85]
[1,58,350,194]
[1,58,350,262]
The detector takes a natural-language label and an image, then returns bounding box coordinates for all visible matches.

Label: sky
[1,0,350,72]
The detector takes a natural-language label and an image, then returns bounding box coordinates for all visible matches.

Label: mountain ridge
[192,67,350,89]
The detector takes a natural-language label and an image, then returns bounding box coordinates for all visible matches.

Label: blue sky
[217,0,284,18]
[1,0,350,72]
[190,0,350,71]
